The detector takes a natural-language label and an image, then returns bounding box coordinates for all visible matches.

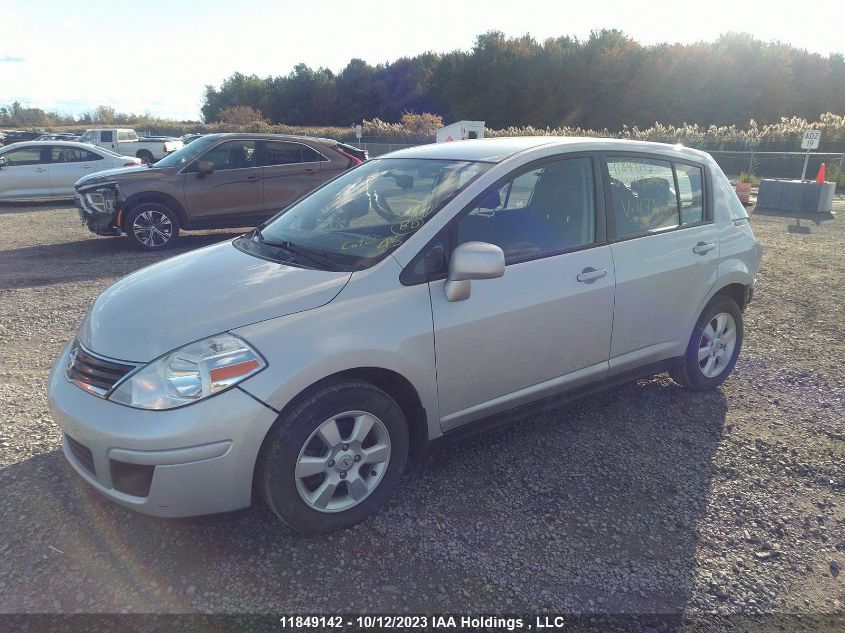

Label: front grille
[65,434,96,476]
[66,340,137,396]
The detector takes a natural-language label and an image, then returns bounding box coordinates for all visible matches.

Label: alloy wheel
[294,411,391,513]
[697,312,737,378]
[132,210,173,247]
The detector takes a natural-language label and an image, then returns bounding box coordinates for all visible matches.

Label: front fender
[232,264,441,441]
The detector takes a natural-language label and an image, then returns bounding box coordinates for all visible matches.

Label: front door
[429,155,615,431]
[0,145,52,199]
[183,139,263,225]
[603,155,719,373]
[260,141,324,215]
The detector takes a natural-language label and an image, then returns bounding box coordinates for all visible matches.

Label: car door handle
[304,168,318,174]
[576,267,607,283]
[35,167,47,172]
[246,176,261,182]
[693,241,716,255]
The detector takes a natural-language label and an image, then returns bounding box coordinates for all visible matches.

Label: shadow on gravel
[0,377,727,614]
[0,200,73,213]
[0,232,243,290]
[752,206,834,224]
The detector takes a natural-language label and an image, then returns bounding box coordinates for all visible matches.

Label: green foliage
[198,31,845,133]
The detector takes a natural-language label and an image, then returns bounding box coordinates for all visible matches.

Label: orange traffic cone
[815,163,826,184]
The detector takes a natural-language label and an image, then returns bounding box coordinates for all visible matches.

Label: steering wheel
[368,188,402,223]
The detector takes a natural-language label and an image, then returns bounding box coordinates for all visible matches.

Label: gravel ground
[0,199,842,621]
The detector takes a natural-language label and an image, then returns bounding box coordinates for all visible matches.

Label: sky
[1,0,843,121]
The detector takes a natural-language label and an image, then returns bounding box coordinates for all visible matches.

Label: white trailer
[436,120,485,143]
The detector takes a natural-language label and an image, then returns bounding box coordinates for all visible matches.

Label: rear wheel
[670,295,743,390]
[124,203,180,251]
[259,381,409,534]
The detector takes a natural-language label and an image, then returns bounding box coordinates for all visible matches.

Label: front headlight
[82,185,119,214]
[109,333,266,410]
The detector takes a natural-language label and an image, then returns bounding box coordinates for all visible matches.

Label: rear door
[183,139,263,224]
[0,145,51,199]
[259,141,325,215]
[47,145,106,196]
[603,154,718,373]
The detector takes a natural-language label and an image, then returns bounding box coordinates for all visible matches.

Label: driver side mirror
[196,160,215,177]
[444,242,505,302]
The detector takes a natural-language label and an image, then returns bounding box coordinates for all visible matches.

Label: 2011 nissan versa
[48,137,762,534]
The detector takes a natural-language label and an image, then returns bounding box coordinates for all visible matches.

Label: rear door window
[606,157,679,238]
[51,147,103,163]
[263,142,328,166]
[100,131,114,143]
[263,142,303,166]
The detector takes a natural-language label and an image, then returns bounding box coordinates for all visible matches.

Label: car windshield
[153,135,219,167]
[241,158,491,271]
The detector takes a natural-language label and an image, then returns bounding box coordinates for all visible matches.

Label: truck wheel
[137,150,154,164]
[259,380,409,534]
[124,203,180,251]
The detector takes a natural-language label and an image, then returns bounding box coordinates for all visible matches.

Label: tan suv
[74,133,366,250]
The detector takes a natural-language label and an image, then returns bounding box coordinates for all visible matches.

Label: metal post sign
[801,130,821,149]
[800,130,821,180]
[355,124,362,141]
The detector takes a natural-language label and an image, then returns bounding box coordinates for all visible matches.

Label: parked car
[36,133,81,142]
[79,128,183,164]
[336,141,368,162]
[74,133,365,249]
[48,137,761,533]
[2,130,42,145]
[0,141,141,200]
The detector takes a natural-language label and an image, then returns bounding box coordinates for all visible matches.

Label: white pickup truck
[80,128,183,164]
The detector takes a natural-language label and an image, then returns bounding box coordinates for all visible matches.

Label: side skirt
[434,358,683,446]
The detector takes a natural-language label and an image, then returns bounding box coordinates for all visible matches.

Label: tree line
[201,30,845,130]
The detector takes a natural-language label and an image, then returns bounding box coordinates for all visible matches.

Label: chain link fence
[354,141,845,187]
[708,150,845,182]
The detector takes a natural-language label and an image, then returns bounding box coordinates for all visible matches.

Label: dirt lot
[0,200,843,621]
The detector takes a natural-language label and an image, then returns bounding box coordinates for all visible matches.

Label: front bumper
[47,341,278,517]
[75,190,121,236]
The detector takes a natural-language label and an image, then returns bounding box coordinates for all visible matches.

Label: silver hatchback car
[48,137,762,533]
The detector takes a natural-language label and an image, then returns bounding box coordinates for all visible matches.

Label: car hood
[77,241,351,362]
[75,165,164,188]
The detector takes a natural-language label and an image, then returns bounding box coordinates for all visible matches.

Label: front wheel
[124,203,180,251]
[670,295,743,391]
[259,381,409,534]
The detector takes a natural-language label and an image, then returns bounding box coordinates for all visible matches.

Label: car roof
[384,136,711,163]
[198,132,337,144]
[1,140,107,151]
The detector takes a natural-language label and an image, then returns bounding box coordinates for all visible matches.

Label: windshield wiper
[253,228,344,271]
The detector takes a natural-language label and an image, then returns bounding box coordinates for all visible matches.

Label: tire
[137,150,154,164]
[259,381,409,534]
[670,295,743,391]
[124,203,180,251]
